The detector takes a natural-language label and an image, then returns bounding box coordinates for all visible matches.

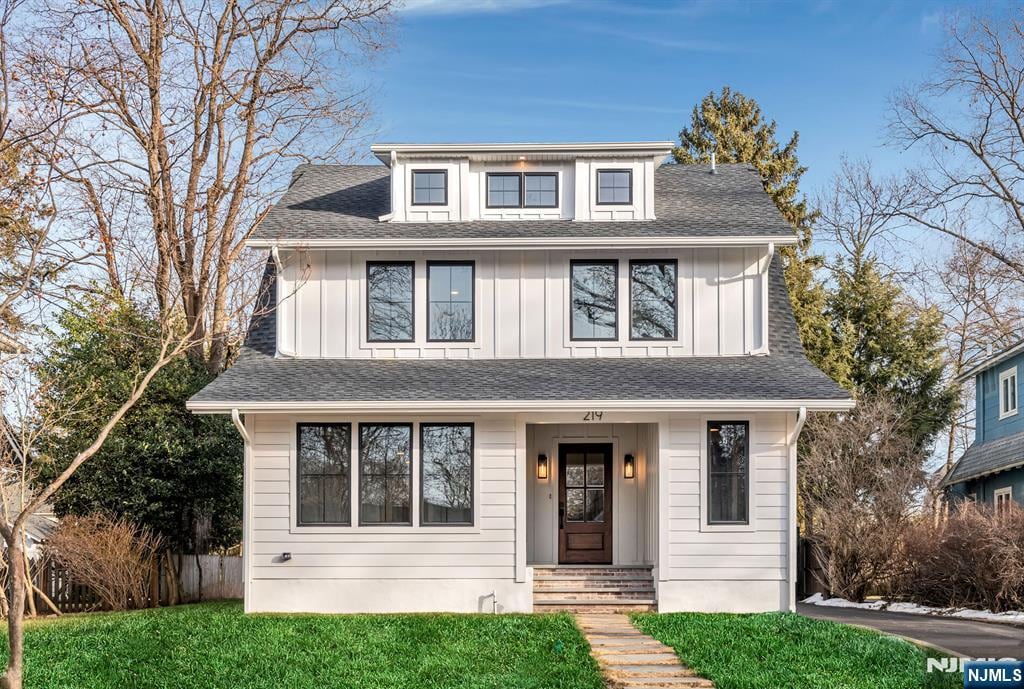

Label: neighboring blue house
[944,339,1024,508]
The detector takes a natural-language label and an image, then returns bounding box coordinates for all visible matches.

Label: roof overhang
[370,141,675,166]
[955,338,1024,383]
[942,459,1024,487]
[187,397,855,415]
[246,235,798,250]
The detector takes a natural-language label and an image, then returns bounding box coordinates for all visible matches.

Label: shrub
[896,502,1024,612]
[45,514,161,611]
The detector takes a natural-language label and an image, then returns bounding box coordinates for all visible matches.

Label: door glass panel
[566,488,585,521]
[585,459,604,487]
[565,454,585,487]
[585,489,605,522]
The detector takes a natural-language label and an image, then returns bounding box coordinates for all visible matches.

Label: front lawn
[3,601,603,689]
[632,612,961,689]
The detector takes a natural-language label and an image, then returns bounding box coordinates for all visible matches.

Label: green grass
[632,612,962,689]
[2,601,603,689]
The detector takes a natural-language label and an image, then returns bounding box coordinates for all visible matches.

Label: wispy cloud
[401,0,569,15]
[573,23,750,54]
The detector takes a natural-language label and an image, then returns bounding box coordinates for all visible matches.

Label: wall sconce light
[624,454,635,480]
[537,454,549,480]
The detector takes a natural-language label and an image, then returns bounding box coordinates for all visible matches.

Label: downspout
[750,241,774,356]
[788,405,807,612]
[271,247,297,359]
[232,409,254,612]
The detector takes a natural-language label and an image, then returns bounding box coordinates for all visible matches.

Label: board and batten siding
[245,413,532,613]
[276,247,769,360]
[656,411,796,613]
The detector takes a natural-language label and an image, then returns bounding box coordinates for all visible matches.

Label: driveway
[797,603,1024,658]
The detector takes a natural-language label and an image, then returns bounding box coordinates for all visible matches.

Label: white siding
[656,411,796,613]
[246,414,531,613]
[278,247,770,359]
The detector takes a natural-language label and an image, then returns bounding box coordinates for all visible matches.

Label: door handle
[559,503,565,529]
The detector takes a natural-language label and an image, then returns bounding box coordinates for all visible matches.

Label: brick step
[534,567,652,577]
[534,576,654,585]
[533,585,656,594]
[534,591,656,601]
[534,601,657,613]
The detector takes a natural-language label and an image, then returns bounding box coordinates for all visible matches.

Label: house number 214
[583,411,604,421]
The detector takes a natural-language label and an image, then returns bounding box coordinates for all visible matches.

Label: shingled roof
[188,256,851,410]
[942,431,1024,486]
[250,163,796,243]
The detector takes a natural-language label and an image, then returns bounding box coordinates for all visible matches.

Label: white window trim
[288,417,481,535]
[699,414,758,533]
[999,366,1018,420]
[994,486,1013,509]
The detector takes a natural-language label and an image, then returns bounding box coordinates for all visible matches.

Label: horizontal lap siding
[663,412,791,581]
[249,414,518,582]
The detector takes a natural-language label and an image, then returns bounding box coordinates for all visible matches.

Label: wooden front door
[558,444,612,564]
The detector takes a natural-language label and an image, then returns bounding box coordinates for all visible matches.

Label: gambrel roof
[249,163,797,245]
[188,257,851,411]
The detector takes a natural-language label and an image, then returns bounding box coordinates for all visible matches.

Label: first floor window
[630,260,677,340]
[570,260,618,340]
[297,423,351,525]
[367,262,414,342]
[995,487,1013,514]
[421,424,474,525]
[1000,367,1018,418]
[708,421,749,525]
[428,262,474,341]
[360,423,413,525]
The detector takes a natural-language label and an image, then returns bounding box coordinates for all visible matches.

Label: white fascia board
[246,235,799,251]
[187,397,855,414]
[955,339,1024,383]
[371,141,675,164]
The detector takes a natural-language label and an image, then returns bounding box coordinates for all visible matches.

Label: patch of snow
[801,593,886,610]
[803,593,1024,624]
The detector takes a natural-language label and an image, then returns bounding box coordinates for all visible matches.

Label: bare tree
[20,0,394,374]
[889,10,1024,282]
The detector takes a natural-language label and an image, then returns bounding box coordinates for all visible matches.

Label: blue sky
[366,0,953,194]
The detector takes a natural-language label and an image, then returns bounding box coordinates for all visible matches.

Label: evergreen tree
[34,297,242,553]
[673,87,846,382]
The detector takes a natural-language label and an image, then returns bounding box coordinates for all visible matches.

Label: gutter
[749,241,774,356]
[788,405,807,612]
[247,235,800,251]
[231,409,251,444]
[269,248,297,359]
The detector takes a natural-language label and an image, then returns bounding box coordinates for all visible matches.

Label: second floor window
[570,260,617,341]
[630,260,677,340]
[412,170,447,205]
[597,169,632,205]
[1000,367,1018,418]
[486,172,558,209]
[367,262,414,342]
[428,262,474,342]
[487,173,521,208]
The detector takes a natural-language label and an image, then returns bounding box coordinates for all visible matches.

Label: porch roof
[942,430,1024,486]
[188,257,852,412]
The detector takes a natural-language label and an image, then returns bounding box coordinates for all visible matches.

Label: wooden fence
[31,553,242,614]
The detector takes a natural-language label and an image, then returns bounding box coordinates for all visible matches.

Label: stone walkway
[575,614,715,689]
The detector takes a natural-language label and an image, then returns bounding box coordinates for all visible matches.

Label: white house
[188,141,852,614]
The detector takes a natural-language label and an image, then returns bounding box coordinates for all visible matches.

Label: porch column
[514,414,527,583]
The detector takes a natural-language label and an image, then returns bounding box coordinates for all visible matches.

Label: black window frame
[426,260,476,343]
[706,420,750,526]
[484,172,559,209]
[485,172,522,209]
[419,422,475,526]
[523,172,559,209]
[358,422,414,526]
[629,259,679,341]
[596,169,633,206]
[411,169,448,206]
[569,259,619,342]
[366,260,415,344]
[296,422,352,527]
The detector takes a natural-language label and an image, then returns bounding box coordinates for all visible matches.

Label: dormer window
[486,172,558,209]
[412,170,447,206]
[596,169,632,205]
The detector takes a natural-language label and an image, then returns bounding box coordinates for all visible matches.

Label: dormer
[369,141,674,223]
